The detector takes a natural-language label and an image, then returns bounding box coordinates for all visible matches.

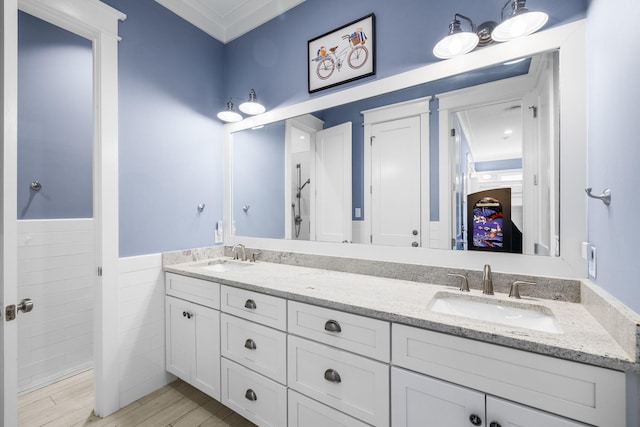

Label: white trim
[15,0,126,417]
[224,20,587,279]
[1,1,20,425]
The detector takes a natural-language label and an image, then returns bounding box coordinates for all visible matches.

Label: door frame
[284,114,324,240]
[362,97,431,246]
[3,0,125,421]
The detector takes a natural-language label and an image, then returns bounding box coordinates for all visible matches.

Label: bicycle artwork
[308,14,375,93]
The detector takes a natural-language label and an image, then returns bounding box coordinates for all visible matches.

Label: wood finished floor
[18,370,257,427]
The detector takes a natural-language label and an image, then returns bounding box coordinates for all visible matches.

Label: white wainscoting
[118,253,172,407]
[17,219,95,393]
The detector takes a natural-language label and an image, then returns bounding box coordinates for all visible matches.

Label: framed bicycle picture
[308,14,376,93]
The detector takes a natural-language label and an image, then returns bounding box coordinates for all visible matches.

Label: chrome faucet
[231,244,246,261]
[482,264,494,295]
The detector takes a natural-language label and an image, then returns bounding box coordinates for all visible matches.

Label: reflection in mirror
[231,51,559,257]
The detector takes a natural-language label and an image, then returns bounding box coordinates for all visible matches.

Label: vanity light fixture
[492,0,549,42]
[217,100,243,123]
[433,14,479,59]
[239,89,266,115]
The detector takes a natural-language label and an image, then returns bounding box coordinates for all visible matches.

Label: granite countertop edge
[163,260,639,374]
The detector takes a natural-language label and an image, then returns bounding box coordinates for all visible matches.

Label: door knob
[17,298,33,314]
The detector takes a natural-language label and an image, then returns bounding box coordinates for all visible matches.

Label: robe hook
[585,187,611,206]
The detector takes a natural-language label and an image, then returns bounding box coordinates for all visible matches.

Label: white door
[371,116,421,246]
[487,396,588,426]
[2,0,19,425]
[311,122,352,243]
[391,367,486,427]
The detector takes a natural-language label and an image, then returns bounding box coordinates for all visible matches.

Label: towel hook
[585,187,611,206]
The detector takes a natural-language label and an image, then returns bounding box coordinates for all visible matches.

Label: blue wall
[586,0,640,313]
[232,122,286,238]
[224,0,587,111]
[17,12,93,219]
[101,0,226,257]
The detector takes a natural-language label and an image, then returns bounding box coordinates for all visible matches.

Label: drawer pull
[244,338,257,350]
[469,414,482,426]
[245,389,257,401]
[182,311,192,319]
[489,422,502,427]
[324,319,342,333]
[244,299,257,309]
[324,368,342,383]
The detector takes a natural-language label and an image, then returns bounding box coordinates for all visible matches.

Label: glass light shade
[239,100,265,115]
[433,32,479,59]
[239,89,266,115]
[217,101,242,123]
[492,10,548,41]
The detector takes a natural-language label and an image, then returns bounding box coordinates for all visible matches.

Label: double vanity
[163,247,638,427]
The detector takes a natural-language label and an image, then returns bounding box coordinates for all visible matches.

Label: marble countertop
[164,257,639,373]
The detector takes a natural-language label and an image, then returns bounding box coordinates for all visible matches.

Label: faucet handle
[509,281,536,299]
[447,273,470,292]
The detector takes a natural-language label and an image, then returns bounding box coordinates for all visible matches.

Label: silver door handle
[17,298,33,314]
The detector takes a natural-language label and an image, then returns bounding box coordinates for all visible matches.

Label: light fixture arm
[453,13,475,33]
[500,0,527,21]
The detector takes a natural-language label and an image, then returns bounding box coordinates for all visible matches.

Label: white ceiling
[155,0,305,44]
[456,100,524,163]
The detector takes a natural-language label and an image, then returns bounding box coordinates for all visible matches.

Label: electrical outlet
[588,245,597,278]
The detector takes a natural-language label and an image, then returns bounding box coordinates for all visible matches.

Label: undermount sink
[197,259,254,273]
[428,292,562,334]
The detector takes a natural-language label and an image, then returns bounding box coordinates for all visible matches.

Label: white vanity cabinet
[287,302,391,427]
[165,273,221,400]
[391,367,588,427]
[392,324,625,427]
[219,285,288,426]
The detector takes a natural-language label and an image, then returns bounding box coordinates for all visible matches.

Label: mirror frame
[223,19,586,278]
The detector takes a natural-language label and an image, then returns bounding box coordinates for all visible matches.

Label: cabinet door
[288,389,370,427]
[165,296,221,400]
[192,302,221,400]
[486,396,589,427]
[391,367,485,427]
[165,296,194,382]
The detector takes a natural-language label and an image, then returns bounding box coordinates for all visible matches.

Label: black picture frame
[308,14,376,93]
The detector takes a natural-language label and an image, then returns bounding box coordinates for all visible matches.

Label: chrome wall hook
[197,203,206,212]
[30,181,42,191]
[585,187,611,206]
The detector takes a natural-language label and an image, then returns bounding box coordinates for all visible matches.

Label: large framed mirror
[223,20,586,278]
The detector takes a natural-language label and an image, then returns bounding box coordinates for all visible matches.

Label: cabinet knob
[412,229,419,236]
[244,299,257,310]
[244,389,257,401]
[324,368,342,383]
[489,422,502,427]
[324,319,342,333]
[244,338,257,350]
[411,241,419,247]
[469,414,482,426]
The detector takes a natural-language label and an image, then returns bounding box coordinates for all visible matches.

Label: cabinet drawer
[165,273,220,309]
[288,389,370,427]
[221,285,287,330]
[288,301,390,362]
[220,313,287,384]
[288,335,389,427]
[220,358,287,427]
[392,324,625,427]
